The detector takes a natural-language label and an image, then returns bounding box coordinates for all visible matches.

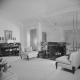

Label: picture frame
[5,30,12,40]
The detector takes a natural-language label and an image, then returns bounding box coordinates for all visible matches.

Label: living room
[0,0,80,80]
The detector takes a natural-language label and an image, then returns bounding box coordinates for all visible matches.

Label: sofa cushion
[56,56,70,65]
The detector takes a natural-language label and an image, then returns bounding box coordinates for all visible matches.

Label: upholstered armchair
[56,51,80,74]
[20,47,38,60]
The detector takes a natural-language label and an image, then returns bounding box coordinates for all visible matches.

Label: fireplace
[47,42,66,58]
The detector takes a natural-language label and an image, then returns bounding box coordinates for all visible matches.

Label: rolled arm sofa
[56,51,80,74]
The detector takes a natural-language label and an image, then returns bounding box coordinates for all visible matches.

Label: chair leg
[55,62,57,69]
[27,56,29,61]
[20,56,22,59]
[20,54,22,59]
[72,66,75,74]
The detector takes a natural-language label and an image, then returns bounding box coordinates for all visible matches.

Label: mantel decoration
[5,30,12,40]
[41,41,47,51]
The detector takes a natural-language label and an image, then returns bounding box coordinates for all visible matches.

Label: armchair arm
[70,51,80,69]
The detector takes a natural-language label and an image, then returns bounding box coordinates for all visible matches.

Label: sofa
[56,51,80,74]
[20,47,38,60]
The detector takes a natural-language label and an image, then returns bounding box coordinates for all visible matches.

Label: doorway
[42,32,47,42]
[30,29,37,51]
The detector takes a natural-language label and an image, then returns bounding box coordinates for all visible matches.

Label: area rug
[9,58,56,80]
[2,56,20,63]
[8,58,80,80]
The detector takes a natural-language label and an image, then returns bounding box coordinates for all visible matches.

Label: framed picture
[5,30,12,40]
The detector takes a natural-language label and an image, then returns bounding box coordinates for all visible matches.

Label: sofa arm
[70,51,80,69]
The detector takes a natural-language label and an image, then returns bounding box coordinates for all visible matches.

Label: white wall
[23,21,65,49]
[0,16,20,43]
[21,9,80,50]
[41,10,80,43]
[42,24,64,42]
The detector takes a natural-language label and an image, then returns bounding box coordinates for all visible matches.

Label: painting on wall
[5,30,12,40]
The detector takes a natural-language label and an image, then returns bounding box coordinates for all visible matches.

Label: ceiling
[0,0,80,23]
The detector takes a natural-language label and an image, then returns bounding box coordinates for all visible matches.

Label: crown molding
[21,6,80,24]
[43,6,80,18]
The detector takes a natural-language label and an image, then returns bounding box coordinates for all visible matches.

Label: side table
[38,50,47,58]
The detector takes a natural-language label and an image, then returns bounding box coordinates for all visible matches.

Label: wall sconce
[0,37,1,40]
[15,38,16,40]
[2,37,4,40]
[13,37,14,40]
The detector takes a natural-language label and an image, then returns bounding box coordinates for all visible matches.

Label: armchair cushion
[56,56,70,65]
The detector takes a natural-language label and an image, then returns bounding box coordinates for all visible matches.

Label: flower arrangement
[40,41,47,51]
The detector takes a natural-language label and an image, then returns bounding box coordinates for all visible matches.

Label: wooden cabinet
[0,43,21,57]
